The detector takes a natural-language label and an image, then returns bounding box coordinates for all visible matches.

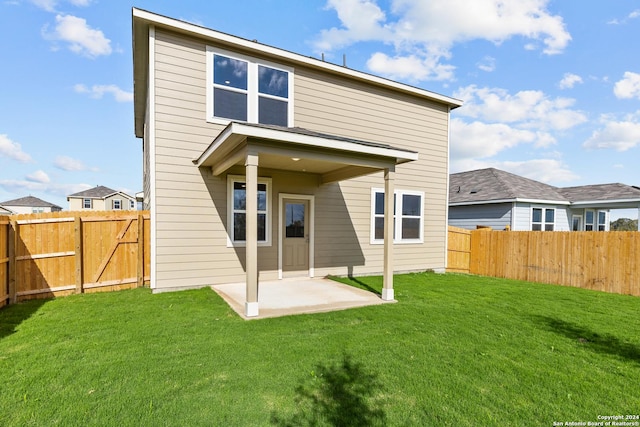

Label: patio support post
[245,151,259,317]
[382,165,395,301]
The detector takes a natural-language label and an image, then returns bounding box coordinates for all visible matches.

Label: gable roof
[132,7,463,138]
[450,168,640,207]
[68,186,133,200]
[449,168,568,205]
[0,195,62,209]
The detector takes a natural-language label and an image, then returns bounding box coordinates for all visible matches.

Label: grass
[1,273,639,426]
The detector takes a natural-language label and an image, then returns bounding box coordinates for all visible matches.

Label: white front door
[282,199,310,277]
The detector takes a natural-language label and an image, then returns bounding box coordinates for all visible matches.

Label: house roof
[0,195,62,209]
[450,168,640,208]
[131,7,463,138]
[194,122,417,183]
[449,168,568,205]
[558,183,640,203]
[68,186,133,200]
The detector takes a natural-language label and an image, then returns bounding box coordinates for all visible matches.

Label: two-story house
[67,186,136,211]
[132,8,462,316]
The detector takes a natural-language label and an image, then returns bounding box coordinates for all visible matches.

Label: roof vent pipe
[343,54,347,67]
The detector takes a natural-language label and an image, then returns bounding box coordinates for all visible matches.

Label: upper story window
[207,48,293,127]
[532,207,554,231]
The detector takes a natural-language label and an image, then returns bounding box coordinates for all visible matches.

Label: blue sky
[1,1,639,218]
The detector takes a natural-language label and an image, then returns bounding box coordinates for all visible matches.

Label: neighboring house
[0,196,63,214]
[132,8,462,316]
[449,168,640,231]
[67,186,137,211]
[0,206,14,215]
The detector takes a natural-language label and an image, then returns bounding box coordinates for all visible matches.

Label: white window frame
[227,175,272,247]
[531,206,555,231]
[83,198,92,209]
[571,214,583,231]
[113,199,122,210]
[370,188,424,245]
[597,210,608,231]
[130,199,136,210]
[206,47,294,127]
[585,210,595,231]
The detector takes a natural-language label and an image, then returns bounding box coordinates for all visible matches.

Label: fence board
[446,226,471,273]
[0,218,8,307]
[468,230,640,297]
[0,211,150,303]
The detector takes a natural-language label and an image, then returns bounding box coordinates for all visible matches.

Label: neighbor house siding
[151,29,451,289]
[513,202,571,231]
[448,203,512,230]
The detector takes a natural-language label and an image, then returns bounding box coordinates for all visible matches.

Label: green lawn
[1,273,638,426]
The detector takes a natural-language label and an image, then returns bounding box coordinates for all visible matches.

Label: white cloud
[453,85,587,131]
[0,134,33,163]
[26,170,51,184]
[74,84,133,102]
[608,9,640,25]
[583,116,640,151]
[54,155,98,172]
[0,180,91,198]
[366,52,455,81]
[316,0,571,81]
[477,56,496,72]
[42,14,111,58]
[614,72,640,100]
[30,0,91,12]
[450,118,539,160]
[558,73,583,89]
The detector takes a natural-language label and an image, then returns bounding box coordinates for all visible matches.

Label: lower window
[371,188,424,244]
[531,207,555,231]
[227,175,271,246]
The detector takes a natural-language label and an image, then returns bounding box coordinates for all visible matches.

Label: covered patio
[194,122,418,317]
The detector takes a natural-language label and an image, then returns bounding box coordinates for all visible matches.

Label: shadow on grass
[271,353,387,427]
[328,275,381,296]
[0,298,49,340]
[533,315,640,364]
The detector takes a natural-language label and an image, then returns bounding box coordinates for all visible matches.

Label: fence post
[8,220,16,304]
[137,212,144,288]
[75,216,83,294]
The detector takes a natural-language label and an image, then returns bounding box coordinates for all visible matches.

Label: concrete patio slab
[211,277,395,320]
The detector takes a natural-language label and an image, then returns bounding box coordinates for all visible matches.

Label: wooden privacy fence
[446,226,471,273]
[448,227,640,296]
[2,211,150,304]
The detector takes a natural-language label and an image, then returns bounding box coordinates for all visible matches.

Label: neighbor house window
[371,188,424,244]
[227,175,272,246]
[83,198,92,209]
[532,207,555,231]
[130,200,136,210]
[113,200,122,210]
[32,208,44,213]
[585,210,595,231]
[207,48,293,127]
[597,211,607,231]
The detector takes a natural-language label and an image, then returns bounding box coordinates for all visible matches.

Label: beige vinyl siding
[68,198,84,211]
[151,28,451,289]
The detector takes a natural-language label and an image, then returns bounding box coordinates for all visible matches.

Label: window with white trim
[227,176,272,246]
[371,188,424,244]
[207,47,293,127]
[130,199,136,210]
[113,199,122,210]
[531,207,554,231]
[83,198,92,209]
[585,210,595,231]
[597,211,607,231]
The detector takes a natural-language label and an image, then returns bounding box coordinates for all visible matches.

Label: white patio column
[382,166,395,301]
[637,204,640,231]
[245,152,259,317]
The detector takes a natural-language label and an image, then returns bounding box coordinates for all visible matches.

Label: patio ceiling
[193,122,418,184]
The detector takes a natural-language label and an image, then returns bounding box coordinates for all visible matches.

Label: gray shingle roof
[0,195,62,209]
[558,183,640,202]
[449,168,567,204]
[450,168,640,204]
[68,185,119,199]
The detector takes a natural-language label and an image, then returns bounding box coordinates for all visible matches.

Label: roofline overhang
[194,122,418,169]
[449,198,571,207]
[569,198,640,207]
[132,7,463,138]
